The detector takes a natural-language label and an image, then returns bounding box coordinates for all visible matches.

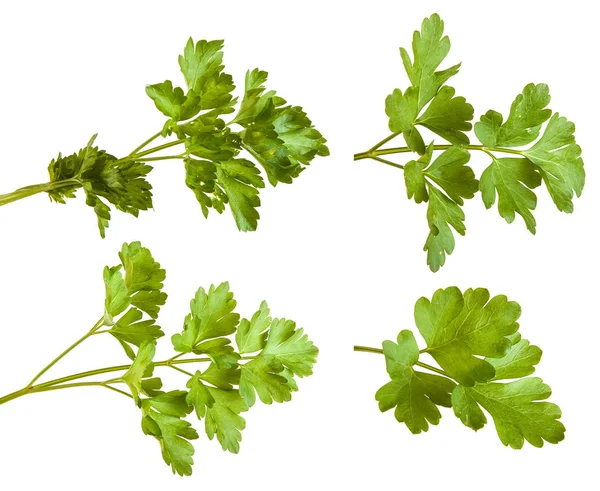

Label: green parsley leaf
[423,185,465,272]
[479,157,542,233]
[235,301,271,354]
[400,13,461,112]
[416,86,473,145]
[452,378,565,448]
[171,282,240,367]
[239,356,291,406]
[475,83,551,148]
[108,307,164,348]
[414,287,520,386]
[487,336,542,380]
[123,341,156,404]
[375,330,456,433]
[523,113,585,213]
[141,391,197,476]
[422,146,477,204]
[145,81,201,121]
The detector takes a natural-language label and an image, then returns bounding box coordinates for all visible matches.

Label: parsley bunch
[355,287,564,448]
[355,14,585,271]
[0,242,318,476]
[0,39,328,237]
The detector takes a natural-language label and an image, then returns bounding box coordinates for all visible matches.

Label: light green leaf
[123,341,156,404]
[487,337,542,381]
[423,146,477,205]
[416,86,473,145]
[475,83,552,147]
[145,80,200,121]
[453,378,565,448]
[385,87,418,133]
[423,186,465,272]
[171,282,239,354]
[375,330,456,433]
[400,13,461,111]
[236,301,271,354]
[414,287,521,386]
[109,307,164,347]
[141,392,197,476]
[523,113,585,213]
[239,356,290,407]
[479,157,542,233]
[178,39,235,112]
[204,387,248,453]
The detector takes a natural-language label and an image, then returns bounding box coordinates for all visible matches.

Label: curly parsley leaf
[47,135,153,237]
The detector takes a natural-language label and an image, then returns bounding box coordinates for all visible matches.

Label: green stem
[0,179,81,207]
[129,131,162,156]
[367,132,402,153]
[27,317,105,387]
[354,143,524,162]
[134,154,186,162]
[131,139,186,159]
[353,345,451,378]
[0,355,257,406]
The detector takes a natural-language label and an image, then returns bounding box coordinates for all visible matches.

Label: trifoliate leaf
[423,185,465,272]
[239,355,290,407]
[400,13,461,111]
[235,301,271,354]
[141,391,197,476]
[415,287,521,386]
[118,241,167,319]
[171,282,240,354]
[479,157,542,233]
[215,159,264,232]
[416,86,473,145]
[423,146,477,205]
[204,387,248,453]
[475,83,552,148]
[452,378,565,448]
[261,318,318,377]
[145,81,201,121]
[123,341,156,404]
[523,113,585,213]
[178,39,235,113]
[109,307,164,347]
[375,330,456,433]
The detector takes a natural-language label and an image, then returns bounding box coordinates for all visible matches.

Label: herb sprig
[0,242,318,476]
[355,14,585,271]
[0,39,328,236]
[355,287,564,448]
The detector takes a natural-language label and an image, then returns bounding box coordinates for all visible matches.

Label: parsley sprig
[355,14,585,271]
[0,39,328,237]
[0,242,318,476]
[355,287,564,449]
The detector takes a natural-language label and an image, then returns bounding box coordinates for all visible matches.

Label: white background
[0,0,597,488]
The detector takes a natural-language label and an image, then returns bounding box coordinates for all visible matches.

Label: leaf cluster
[147,39,329,231]
[103,243,318,476]
[380,14,585,271]
[374,287,564,448]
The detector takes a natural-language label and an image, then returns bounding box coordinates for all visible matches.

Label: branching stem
[353,345,451,378]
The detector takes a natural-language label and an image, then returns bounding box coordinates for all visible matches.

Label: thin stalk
[353,345,450,378]
[27,317,105,387]
[134,154,186,162]
[131,139,186,159]
[129,131,162,156]
[168,365,194,377]
[367,132,402,153]
[354,143,524,162]
[0,179,81,207]
[0,355,258,406]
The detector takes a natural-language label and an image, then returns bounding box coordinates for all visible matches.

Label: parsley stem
[134,154,186,162]
[0,179,81,207]
[367,132,402,153]
[353,345,450,378]
[26,317,105,387]
[129,131,163,156]
[0,355,258,406]
[168,365,194,377]
[354,143,524,163]
[131,139,186,159]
